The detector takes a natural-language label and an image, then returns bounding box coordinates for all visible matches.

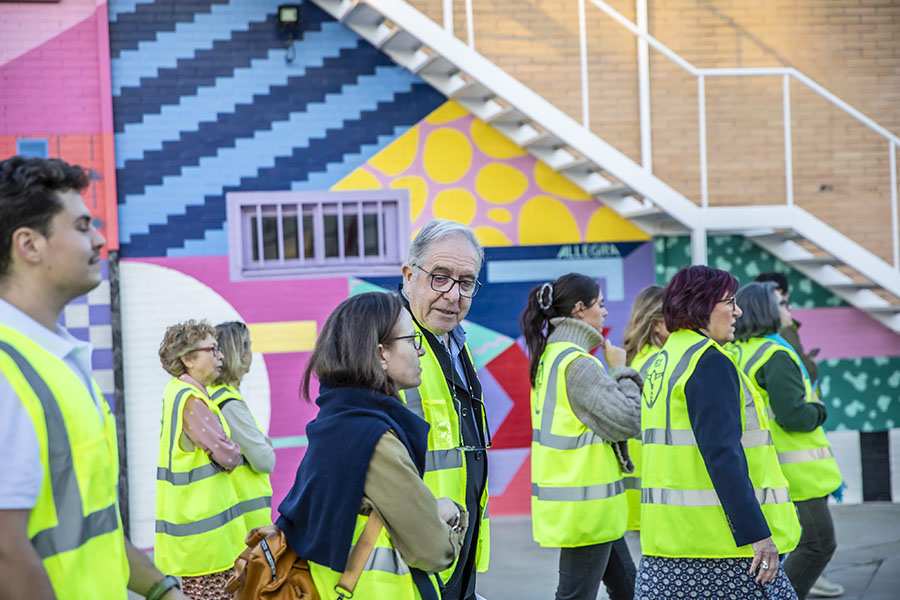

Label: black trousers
[555,536,636,600]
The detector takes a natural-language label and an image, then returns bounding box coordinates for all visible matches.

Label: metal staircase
[310,0,900,333]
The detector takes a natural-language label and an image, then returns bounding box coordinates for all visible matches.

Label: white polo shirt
[0,297,101,509]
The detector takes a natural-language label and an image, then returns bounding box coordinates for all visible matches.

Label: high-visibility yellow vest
[623,344,661,531]
[207,383,274,531]
[0,325,129,599]
[530,342,627,548]
[729,338,842,501]
[155,378,270,575]
[640,329,801,558]
[397,321,490,581]
[309,512,441,600]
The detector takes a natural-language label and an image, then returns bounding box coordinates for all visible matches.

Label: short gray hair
[407,219,484,272]
[734,282,782,341]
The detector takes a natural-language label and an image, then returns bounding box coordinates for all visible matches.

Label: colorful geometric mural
[332,100,650,247]
[108,0,445,258]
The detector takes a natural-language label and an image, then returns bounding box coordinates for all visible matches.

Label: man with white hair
[399,219,490,600]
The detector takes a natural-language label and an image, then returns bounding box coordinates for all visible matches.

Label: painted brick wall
[404,0,900,265]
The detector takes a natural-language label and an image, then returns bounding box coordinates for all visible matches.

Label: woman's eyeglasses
[719,296,737,308]
[183,344,221,357]
[389,332,424,351]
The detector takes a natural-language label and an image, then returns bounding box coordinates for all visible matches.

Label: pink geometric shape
[0,4,110,135]
[792,307,900,360]
[0,0,103,66]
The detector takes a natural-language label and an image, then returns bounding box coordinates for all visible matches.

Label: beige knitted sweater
[547,317,642,471]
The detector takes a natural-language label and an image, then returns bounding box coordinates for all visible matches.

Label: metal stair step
[486,106,526,126]
[827,281,880,290]
[342,2,385,28]
[380,29,422,54]
[593,182,634,201]
[521,131,561,149]
[450,80,492,101]
[746,230,804,243]
[417,55,458,77]
[789,256,841,267]
[860,304,900,314]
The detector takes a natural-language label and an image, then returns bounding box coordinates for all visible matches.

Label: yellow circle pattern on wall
[476,162,528,204]
[333,100,650,247]
[423,127,472,183]
[519,195,582,245]
[434,188,477,224]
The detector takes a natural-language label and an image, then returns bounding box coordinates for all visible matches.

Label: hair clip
[537,282,553,311]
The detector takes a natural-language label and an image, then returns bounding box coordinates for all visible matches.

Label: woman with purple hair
[636,266,801,600]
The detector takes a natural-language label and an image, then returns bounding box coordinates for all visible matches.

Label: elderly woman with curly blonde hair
[155,319,259,600]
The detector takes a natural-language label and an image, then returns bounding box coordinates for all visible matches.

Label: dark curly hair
[0,156,92,278]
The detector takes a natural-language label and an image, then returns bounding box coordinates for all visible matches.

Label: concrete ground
[477,503,900,600]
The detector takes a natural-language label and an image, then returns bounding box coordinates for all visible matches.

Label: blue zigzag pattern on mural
[109,0,444,258]
[110,0,289,97]
[116,40,391,197]
[121,83,443,257]
[109,0,230,57]
[114,22,358,168]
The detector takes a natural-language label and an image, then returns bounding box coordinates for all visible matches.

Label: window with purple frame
[226,189,410,280]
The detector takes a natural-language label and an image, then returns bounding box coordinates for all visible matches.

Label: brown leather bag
[226,515,383,600]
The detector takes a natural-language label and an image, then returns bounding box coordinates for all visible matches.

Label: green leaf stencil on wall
[654,235,847,308]
[820,357,900,431]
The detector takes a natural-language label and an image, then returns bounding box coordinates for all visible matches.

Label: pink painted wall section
[793,307,900,360]
[0,0,103,65]
[0,3,111,136]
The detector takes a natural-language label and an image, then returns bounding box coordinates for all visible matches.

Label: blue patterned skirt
[635,556,798,600]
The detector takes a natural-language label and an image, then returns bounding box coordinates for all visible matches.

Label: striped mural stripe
[119,66,420,242]
[109,0,229,53]
[111,0,284,95]
[114,22,358,170]
[123,84,442,257]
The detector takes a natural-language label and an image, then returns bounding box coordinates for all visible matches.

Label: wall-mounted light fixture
[278,4,301,63]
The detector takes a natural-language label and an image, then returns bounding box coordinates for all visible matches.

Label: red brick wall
[406,0,900,263]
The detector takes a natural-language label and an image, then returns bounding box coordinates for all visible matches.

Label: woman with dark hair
[520,273,641,600]
[731,282,842,600]
[155,319,247,599]
[276,292,467,600]
[621,285,669,532]
[636,266,801,600]
[208,321,275,532]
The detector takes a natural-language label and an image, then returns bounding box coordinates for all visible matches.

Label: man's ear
[10,227,45,266]
[401,263,414,285]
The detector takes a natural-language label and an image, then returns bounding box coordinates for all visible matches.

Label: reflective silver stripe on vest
[535,347,606,450]
[742,341,776,378]
[425,448,463,472]
[0,341,120,559]
[662,340,711,442]
[156,462,222,486]
[739,373,763,433]
[209,387,228,401]
[623,477,641,490]
[404,386,424,419]
[642,485,790,508]
[364,546,411,576]
[644,427,770,449]
[531,481,625,502]
[155,496,271,537]
[531,427,602,450]
[778,446,834,465]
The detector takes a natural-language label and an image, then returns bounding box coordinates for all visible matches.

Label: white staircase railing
[314,0,900,331]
